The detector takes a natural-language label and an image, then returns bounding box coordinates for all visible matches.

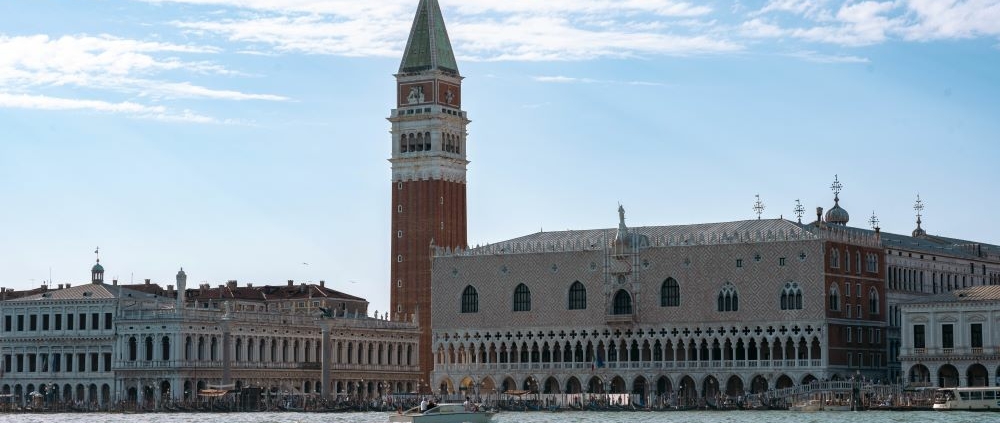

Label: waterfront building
[881,198,1000,383]
[388,0,469,384]
[428,201,885,400]
[0,260,142,405]
[1,261,421,408]
[899,285,1000,387]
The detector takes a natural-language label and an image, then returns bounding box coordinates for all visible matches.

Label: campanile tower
[389,0,468,382]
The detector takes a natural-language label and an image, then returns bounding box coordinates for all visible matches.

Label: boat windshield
[933,390,955,404]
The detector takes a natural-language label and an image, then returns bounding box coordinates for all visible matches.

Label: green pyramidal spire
[399,0,459,75]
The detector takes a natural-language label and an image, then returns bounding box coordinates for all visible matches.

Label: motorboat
[789,398,856,411]
[389,403,494,423]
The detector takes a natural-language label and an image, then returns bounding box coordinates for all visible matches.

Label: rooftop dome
[825,198,850,225]
[91,262,104,273]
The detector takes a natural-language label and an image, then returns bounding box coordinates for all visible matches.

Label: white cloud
[158,0,735,60]
[0,92,230,123]
[532,75,668,86]
[747,0,1000,46]
[785,50,871,63]
[0,34,288,104]
[754,0,832,19]
[901,0,1000,41]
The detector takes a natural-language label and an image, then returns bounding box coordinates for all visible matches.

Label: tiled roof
[801,220,1000,260]
[6,283,167,302]
[462,218,817,255]
[902,285,1000,305]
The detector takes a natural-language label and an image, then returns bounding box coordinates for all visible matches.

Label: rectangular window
[942,324,954,349]
[3,316,10,332]
[856,283,862,297]
[65,354,72,372]
[90,353,99,372]
[857,327,863,344]
[779,257,786,266]
[17,315,24,331]
[857,304,862,319]
[103,353,111,372]
[846,327,852,343]
[736,259,743,268]
[846,304,852,318]
[848,353,853,367]
[67,313,74,330]
[875,329,881,343]
[858,352,864,367]
[845,282,851,297]
[79,313,86,330]
[914,325,925,349]
[104,313,112,330]
[42,314,49,331]
[971,323,983,348]
[55,314,61,330]
[29,315,37,331]
[91,313,98,329]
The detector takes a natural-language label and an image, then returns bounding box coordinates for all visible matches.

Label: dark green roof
[399,0,458,75]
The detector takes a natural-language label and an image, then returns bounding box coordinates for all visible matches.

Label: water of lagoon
[0,410,992,423]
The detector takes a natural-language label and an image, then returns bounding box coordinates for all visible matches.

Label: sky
[2,0,999,314]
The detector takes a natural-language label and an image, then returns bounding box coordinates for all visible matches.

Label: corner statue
[318,306,335,319]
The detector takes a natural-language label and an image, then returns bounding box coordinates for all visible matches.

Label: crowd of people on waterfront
[0,380,938,413]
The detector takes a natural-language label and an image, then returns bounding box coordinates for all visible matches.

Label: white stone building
[899,285,1000,388]
[1,261,422,408]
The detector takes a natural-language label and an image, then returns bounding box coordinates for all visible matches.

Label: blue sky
[2,0,999,314]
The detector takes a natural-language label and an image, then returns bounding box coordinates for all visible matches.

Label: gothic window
[461,285,478,313]
[831,249,840,268]
[513,283,531,312]
[568,281,587,310]
[856,252,862,273]
[868,287,879,315]
[845,249,851,272]
[424,131,431,151]
[660,278,680,307]
[780,282,803,310]
[717,282,738,312]
[612,290,633,315]
[829,284,840,311]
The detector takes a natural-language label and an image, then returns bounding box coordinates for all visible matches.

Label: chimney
[816,207,823,227]
[167,285,174,292]
[41,284,47,291]
[287,280,294,287]
[145,278,151,285]
[66,283,71,288]
[112,279,118,286]
[320,280,325,288]
[58,284,64,289]
[227,280,237,290]
[247,283,253,288]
